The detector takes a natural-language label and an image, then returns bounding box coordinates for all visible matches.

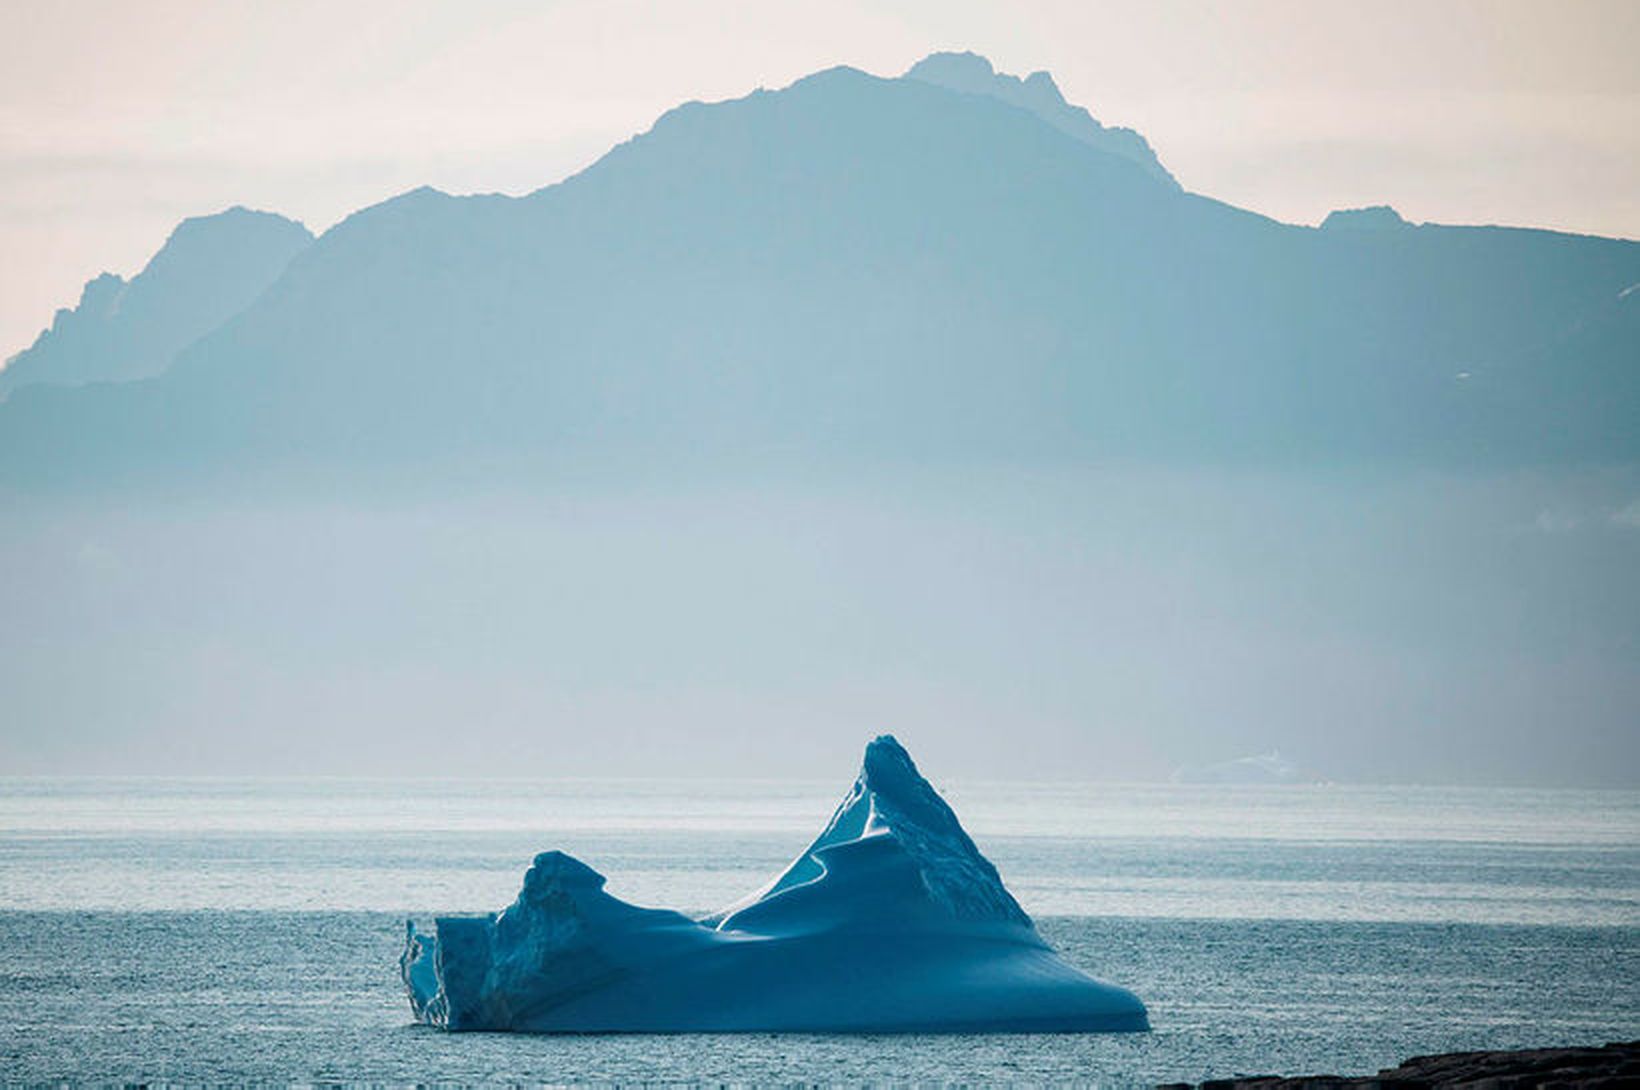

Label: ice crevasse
[400,735,1148,1033]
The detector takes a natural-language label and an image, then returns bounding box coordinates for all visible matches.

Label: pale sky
[1,0,1637,362]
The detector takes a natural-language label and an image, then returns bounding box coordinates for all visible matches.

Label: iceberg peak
[857,734,1027,926]
[518,849,607,894]
[860,730,918,782]
[719,734,1030,928]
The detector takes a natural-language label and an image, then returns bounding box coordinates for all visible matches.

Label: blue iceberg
[400,735,1148,1033]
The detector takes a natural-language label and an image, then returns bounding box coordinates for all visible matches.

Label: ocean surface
[1,777,1635,1084]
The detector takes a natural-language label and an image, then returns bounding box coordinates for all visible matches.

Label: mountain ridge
[1,54,1636,488]
[0,207,312,400]
[904,50,1179,189]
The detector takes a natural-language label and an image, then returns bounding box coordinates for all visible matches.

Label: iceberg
[400,735,1148,1033]
[1171,750,1324,785]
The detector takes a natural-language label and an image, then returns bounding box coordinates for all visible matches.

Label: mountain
[904,51,1179,188]
[0,57,1634,487]
[1320,204,1412,232]
[0,207,312,401]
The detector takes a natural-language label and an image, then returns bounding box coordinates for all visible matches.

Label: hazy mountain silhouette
[0,208,311,401]
[1,56,1637,785]
[903,51,1179,189]
[1319,205,1412,232]
[1,57,1636,486]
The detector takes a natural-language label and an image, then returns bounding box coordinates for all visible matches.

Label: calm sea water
[0,778,1635,1084]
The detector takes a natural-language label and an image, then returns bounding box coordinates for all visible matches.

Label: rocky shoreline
[1162,1041,1639,1089]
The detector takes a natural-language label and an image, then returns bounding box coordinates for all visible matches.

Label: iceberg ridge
[401,735,1148,1033]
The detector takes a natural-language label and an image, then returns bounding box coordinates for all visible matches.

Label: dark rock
[1172,1041,1640,1089]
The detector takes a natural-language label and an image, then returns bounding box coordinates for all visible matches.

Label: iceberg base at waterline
[400,736,1148,1033]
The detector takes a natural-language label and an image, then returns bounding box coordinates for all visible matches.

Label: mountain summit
[905,51,1179,188]
[0,207,311,400]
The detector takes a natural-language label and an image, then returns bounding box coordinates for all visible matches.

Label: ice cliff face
[401,735,1148,1033]
[407,850,717,1031]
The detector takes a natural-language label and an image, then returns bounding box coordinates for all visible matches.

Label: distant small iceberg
[401,735,1148,1033]
[1171,750,1325,785]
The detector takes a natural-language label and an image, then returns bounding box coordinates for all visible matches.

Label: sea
[0,777,1635,1085]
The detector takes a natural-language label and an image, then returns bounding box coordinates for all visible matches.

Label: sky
[1,0,1637,362]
